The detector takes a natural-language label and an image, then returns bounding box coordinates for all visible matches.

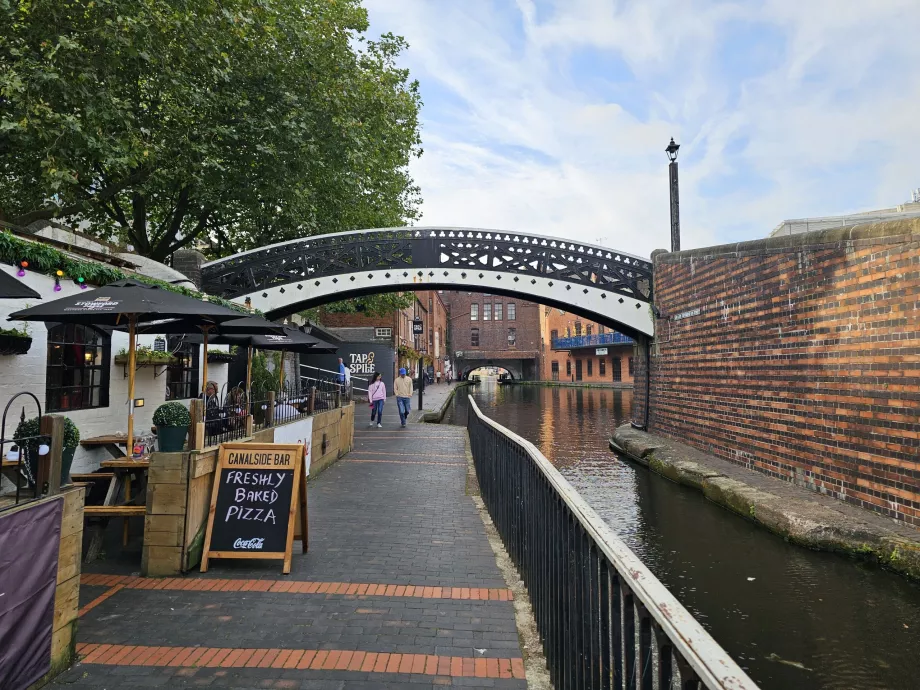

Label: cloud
[365,0,920,255]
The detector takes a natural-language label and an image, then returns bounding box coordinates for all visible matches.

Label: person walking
[394,367,413,428]
[368,372,387,428]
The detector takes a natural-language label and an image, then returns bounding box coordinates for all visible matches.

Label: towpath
[56,399,527,688]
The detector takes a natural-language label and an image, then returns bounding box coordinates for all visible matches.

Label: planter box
[0,334,32,356]
[114,353,177,366]
[207,351,236,364]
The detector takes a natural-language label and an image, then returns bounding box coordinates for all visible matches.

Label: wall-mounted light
[38,444,50,456]
[84,351,94,363]
[133,398,145,408]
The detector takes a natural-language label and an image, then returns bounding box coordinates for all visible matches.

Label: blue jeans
[396,397,411,425]
[370,399,384,423]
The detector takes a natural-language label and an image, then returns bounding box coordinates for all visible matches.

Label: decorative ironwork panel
[201,228,653,303]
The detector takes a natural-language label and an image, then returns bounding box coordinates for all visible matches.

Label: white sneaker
[377,423,382,428]
[369,421,375,427]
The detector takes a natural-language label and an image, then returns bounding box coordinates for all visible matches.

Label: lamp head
[666,137,680,162]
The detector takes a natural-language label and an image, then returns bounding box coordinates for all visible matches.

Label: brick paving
[56,402,527,688]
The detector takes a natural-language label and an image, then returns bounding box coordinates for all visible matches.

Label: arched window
[46,323,110,412]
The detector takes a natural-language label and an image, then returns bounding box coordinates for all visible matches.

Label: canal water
[443,382,920,690]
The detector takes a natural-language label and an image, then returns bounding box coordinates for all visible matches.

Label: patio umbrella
[0,270,41,299]
[127,315,286,406]
[9,279,250,457]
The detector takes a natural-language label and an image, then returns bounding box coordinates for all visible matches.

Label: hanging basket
[0,334,32,355]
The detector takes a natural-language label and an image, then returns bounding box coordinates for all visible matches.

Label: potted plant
[13,416,80,485]
[153,402,191,452]
[0,324,32,355]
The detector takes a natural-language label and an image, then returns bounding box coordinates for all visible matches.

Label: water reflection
[446,382,920,690]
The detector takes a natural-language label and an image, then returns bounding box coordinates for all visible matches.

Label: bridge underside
[234,269,654,338]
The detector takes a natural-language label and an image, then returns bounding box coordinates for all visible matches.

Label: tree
[0,0,422,261]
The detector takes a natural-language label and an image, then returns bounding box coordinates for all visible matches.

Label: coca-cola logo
[233,537,265,550]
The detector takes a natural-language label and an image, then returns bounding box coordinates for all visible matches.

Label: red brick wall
[440,292,541,359]
[644,220,920,525]
[541,308,635,385]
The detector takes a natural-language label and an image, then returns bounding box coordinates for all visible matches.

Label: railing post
[266,391,275,427]
[39,414,64,495]
[188,399,204,450]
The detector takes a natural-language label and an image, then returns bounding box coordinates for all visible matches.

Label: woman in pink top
[368,372,387,428]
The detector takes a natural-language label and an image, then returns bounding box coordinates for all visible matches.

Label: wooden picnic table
[81,456,150,561]
[80,434,131,460]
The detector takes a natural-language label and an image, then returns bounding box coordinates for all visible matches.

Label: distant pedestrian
[337,357,347,384]
[394,367,413,428]
[436,369,441,385]
[368,372,387,428]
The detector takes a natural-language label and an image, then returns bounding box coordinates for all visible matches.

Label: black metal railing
[467,398,759,690]
[203,389,250,448]
[248,379,344,434]
[1,393,51,513]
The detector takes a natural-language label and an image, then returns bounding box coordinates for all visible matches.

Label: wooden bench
[70,472,115,482]
[83,505,146,517]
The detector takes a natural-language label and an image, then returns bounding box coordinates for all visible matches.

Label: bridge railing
[551,331,634,350]
[466,397,759,690]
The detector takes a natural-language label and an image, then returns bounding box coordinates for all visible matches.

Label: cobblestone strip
[75,644,526,679]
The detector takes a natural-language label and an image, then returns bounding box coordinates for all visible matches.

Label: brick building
[540,308,634,386]
[318,291,449,383]
[439,292,541,380]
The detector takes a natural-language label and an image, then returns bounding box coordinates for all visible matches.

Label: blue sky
[365,0,920,256]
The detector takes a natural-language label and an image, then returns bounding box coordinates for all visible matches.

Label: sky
[364,0,920,256]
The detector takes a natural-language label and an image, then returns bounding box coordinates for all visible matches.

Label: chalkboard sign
[200,442,306,574]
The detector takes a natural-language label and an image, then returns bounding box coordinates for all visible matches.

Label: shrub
[14,416,80,450]
[153,402,192,428]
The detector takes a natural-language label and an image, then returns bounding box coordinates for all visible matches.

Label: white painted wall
[1,267,229,474]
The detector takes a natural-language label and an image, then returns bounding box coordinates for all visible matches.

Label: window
[507,328,516,346]
[507,303,516,320]
[629,357,635,375]
[471,328,480,347]
[575,322,582,336]
[483,304,491,321]
[575,360,583,381]
[566,360,571,376]
[586,325,593,336]
[470,304,479,321]
[612,358,622,382]
[550,329,558,342]
[551,361,559,381]
[599,359,606,376]
[375,327,392,338]
[46,324,110,412]
[167,335,200,400]
[494,303,502,320]
[598,325,606,335]
[587,359,593,376]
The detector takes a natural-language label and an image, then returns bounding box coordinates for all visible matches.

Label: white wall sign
[273,416,315,475]
[595,347,608,355]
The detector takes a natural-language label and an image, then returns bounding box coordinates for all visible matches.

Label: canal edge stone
[611,426,920,582]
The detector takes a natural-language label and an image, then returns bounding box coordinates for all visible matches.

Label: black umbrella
[9,279,250,457]
[124,314,287,414]
[0,270,41,299]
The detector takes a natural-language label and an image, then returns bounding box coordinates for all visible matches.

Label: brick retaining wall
[637,219,920,525]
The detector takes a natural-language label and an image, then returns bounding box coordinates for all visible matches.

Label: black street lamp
[666,138,681,252]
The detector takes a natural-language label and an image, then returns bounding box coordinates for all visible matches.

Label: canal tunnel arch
[201,227,654,338]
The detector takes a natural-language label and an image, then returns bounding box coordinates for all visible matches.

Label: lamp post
[666,138,681,252]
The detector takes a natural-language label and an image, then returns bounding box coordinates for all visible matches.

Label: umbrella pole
[246,345,253,399]
[201,328,210,420]
[279,350,285,392]
[127,315,137,458]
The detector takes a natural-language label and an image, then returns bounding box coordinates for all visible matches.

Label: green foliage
[323,293,415,317]
[397,343,420,360]
[116,345,174,363]
[14,415,80,450]
[1,0,422,261]
[153,402,192,428]
[250,351,280,395]
[0,325,29,338]
[0,231,250,312]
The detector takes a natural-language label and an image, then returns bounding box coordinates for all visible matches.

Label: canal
[443,382,920,690]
